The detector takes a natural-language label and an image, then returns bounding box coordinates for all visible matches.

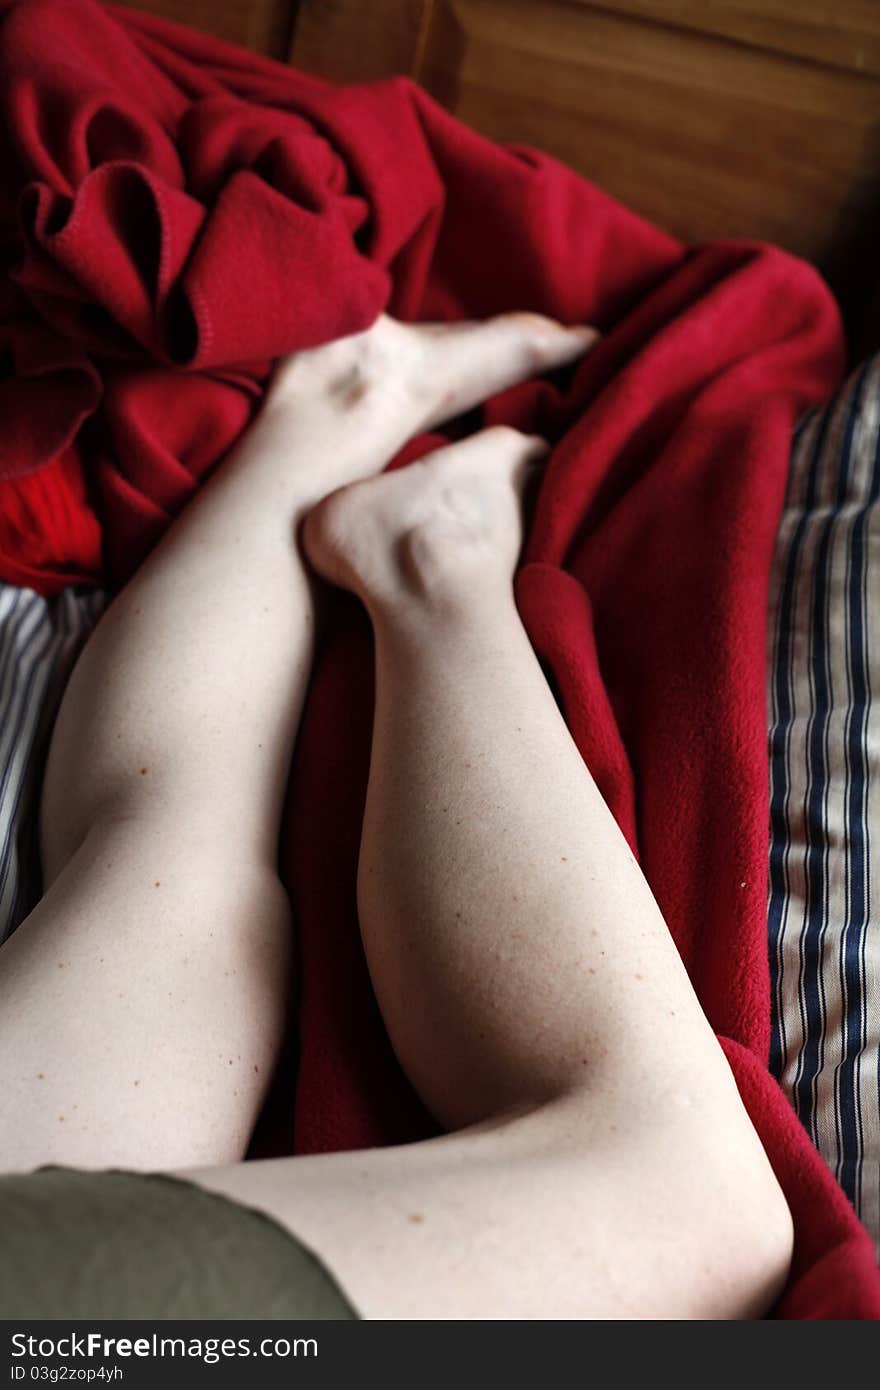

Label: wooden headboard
[113,0,880,332]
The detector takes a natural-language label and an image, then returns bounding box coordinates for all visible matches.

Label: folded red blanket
[1,0,877,1317]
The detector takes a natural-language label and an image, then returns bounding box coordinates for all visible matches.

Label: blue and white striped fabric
[768,353,880,1255]
[0,583,106,945]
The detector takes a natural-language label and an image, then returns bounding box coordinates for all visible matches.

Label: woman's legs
[0,311,595,1172]
[182,429,794,1319]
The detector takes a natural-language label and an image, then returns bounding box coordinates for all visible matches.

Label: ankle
[265,315,422,437]
[367,571,519,643]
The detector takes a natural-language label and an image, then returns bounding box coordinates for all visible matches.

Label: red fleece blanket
[1,0,877,1318]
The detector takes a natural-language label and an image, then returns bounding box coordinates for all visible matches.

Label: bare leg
[0,313,596,1171]
[184,428,794,1319]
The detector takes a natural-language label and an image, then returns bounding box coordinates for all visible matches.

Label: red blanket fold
[1,0,877,1317]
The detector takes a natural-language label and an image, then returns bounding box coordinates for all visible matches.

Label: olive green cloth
[0,1166,359,1319]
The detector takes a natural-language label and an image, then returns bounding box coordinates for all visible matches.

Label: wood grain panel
[568,1,880,79]
[289,0,433,82]
[404,0,880,279]
[112,0,297,58]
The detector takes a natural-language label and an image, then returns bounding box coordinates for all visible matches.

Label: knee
[718,1168,794,1317]
[555,1084,795,1318]
[669,1122,794,1318]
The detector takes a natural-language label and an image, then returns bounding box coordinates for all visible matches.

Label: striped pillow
[0,584,105,944]
[767,355,880,1254]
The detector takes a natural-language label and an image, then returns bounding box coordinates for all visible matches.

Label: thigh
[185,1091,791,1320]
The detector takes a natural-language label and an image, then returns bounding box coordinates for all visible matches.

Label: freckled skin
[0,311,790,1318]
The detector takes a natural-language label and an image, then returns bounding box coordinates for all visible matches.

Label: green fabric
[0,1165,359,1319]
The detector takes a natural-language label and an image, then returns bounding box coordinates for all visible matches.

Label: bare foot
[302,425,549,616]
[260,311,596,493]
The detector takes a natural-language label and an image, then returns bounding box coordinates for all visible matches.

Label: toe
[413,313,599,432]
